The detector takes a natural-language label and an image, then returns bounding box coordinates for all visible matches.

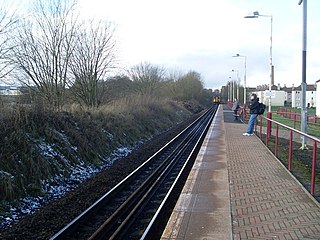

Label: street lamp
[245,11,273,113]
[299,0,307,149]
[233,54,247,105]
[228,77,232,101]
[231,69,240,100]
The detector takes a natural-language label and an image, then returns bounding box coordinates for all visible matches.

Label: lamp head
[244,11,260,18]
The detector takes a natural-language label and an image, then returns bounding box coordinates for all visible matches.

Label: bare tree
[128,62,166,98]
[175,71,204,101]
[164,69,184,99]
[0,3,18,80]
[100,75,133,103]
[68,20,116,108]
[10,0,78,109]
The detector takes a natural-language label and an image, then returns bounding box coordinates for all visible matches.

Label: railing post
[267,112,272,139]
[294,114,297,129]
[259,115,319,195]
[311,141,317,195]
[288,130,293,171]
[259,116,263,138]
[265,117,269,146]
[275,125,279,157]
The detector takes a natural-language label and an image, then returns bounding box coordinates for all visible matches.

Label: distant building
[278,84,294,106]
[254,89,286,107]
[0,86,22,95]
[252,84,285,107]
[291,84,316,108]
[225,81,318,109]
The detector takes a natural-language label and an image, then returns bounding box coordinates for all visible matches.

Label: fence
[277,107,320,128]
[255,115,320,196]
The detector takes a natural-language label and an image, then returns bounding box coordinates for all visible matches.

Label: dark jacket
[249,97,260,114]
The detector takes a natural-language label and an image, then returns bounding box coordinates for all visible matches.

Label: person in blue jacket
[243,93,260,136]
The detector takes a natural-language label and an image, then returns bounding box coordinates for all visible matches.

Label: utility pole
[299,0,307,149]
[232,54,247,106]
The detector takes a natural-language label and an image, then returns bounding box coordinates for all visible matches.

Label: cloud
[65,0,320,89]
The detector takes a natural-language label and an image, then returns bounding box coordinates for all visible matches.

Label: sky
[8,0,320,90]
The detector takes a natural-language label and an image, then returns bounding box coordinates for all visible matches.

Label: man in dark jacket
[243,93,260,136]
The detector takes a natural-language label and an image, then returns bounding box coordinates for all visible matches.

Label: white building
[291,84,316,108]
[282,84,295,106]
[254,89,286,107]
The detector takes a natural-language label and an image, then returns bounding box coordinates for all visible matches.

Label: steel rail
[103,110,212,239]
[50,105,218,240]
[141,105,217,239]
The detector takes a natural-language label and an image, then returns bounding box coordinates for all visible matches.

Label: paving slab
[161,105,320,240]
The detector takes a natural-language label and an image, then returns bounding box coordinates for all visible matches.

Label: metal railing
[225,103,319,195]
[255,115,320,196]
[227,101,247,120]
[277,107,320,128]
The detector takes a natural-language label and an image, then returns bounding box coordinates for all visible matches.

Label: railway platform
[161,104,320,240]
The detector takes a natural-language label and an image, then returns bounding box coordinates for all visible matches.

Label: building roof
[293,84,316,91]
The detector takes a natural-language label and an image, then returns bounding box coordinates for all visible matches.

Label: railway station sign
[265,90,276,98]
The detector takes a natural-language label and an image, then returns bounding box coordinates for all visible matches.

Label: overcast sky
[9,0,320,90]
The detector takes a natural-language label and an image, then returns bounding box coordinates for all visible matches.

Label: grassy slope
[0,99,202,204]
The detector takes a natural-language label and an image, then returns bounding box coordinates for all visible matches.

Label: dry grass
[0,97,196,202]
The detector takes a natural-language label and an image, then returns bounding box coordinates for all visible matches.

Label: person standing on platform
[232,98,240,120]
[243,93,260,136]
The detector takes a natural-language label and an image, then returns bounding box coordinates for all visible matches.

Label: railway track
[50,105,218,240]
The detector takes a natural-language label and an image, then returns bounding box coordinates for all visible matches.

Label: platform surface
[161,105,320,240]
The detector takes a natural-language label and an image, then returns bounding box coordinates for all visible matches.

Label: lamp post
[233,54,247,105]
[229,77,233,100]
[299,0,307,149]
[245,11,273,113]
[228,78,232,101]
[232,69,240,100]
[231,77,235,100]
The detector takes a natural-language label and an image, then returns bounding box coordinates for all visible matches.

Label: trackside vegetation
[0,97,204,202]
[0,0,216,223]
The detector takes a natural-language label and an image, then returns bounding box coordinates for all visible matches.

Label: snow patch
[0,144,138,229]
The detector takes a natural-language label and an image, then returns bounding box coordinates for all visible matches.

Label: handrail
[262,116,320,143]
[256,115,319,196]
[277,107,320,126]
